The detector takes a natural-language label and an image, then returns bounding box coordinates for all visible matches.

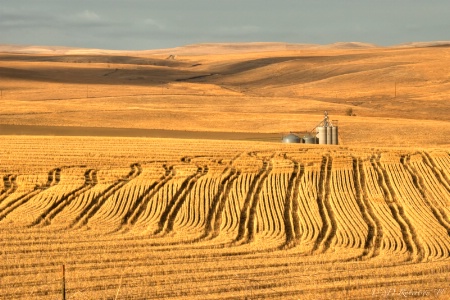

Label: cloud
[1,0,450,50]
[65,9,105,26]
[0,6,55,28]
[143,18,165,30]
[77,10,101,22]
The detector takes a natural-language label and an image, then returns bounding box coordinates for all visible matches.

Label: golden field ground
[0,43,449,299]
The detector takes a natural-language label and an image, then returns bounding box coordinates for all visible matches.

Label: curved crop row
[255,171,289,244]
[381,154,450,261]
[327,157,368,249]
[359,159,407,255]
[294,159,323,251]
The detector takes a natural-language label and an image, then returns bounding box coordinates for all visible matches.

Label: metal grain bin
[332,126,338,145]
[326,127,332,145]
[282,133,301,143]
[317,127,326,145]
[303,135,316,144]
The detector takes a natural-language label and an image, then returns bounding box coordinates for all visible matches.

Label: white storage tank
[326,127,332,145]
[317,126,326,145]
[332,126,338,145]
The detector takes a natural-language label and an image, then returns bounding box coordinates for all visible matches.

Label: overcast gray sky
[1,0,449,50]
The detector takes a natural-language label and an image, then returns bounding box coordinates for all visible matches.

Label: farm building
[282,111,338,145]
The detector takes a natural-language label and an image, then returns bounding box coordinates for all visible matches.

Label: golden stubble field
[0,43,449,299]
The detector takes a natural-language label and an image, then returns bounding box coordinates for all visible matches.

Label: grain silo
[282,133,301,143]
[317,126,327,145]
[280,111,338,145]
[331,120,339,145]
[315,111,338,145]
[303,135,316,144]
[326,127,332,144]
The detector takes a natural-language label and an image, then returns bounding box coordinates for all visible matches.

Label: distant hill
[2,41,449,56]
[0,41,381,55]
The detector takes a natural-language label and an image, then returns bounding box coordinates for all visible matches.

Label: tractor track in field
[0,168,60,222]
[201,167,239,240]
[235,157,273,244]
[374,155,422,262]
[69,163,141,229]
[121,164,174,230]
[422,152,450,194]
[210,169,241,239]
[353,157,382,259]
[30,169,97,226]
[208,151,245,238]
[402,155,450,236]
[311,155,335,254]
[0,174,17,203]
[281,160,300,249]
[291,163,304,244]
[154,165,208,235]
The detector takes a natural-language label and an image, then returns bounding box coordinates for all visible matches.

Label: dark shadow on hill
[0,124,282,142]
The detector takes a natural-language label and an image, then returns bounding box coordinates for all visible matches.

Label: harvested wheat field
[0,43,449,299]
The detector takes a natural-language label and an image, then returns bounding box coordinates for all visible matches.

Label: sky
[1,0,449,50]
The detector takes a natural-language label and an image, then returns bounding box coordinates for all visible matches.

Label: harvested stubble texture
[0,136,449,299]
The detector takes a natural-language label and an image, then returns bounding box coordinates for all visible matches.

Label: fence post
[62,264,66,300]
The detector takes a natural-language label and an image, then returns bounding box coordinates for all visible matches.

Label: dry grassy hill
[0,42,449,146]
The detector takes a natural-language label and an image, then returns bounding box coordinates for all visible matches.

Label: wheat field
[0,136,449,299]
[1,43,449,299]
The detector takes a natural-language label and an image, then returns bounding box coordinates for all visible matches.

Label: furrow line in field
[134,177,182,230]
[175,175,212,231]
[89,167,144,228]
[6,261,449,300]
[122,165,173,229]
[295,166,322,247]
[236,158,273,244]
[256,171,286,242]
[69,163,141,229]
[376,155,422,261]
[368,157,408,254]
[3,241,447,284]
[234,168,266,243]
[403,155,450,236]
[212,170,241,238]
[290,163,303,244]
[393,157,450,260]
[209,152,245,238]
[328,162,367,250]
[201,168,237,239]
[221,173,250,234]
[30,169,97,226]
[362,161,403,253]
[5,259,449,299]
[46,168,61,187]
[0,174,17,203]
[425,152,450,187]
[5,272,448,300]
[417,153,450,223]
[125,182,164,226]
[421,152,450,194]
[354,158,381,259]
[0,168,60,222]
[282,161,299,248]
[273,172,288,240]
[312,155,335,254]
[154,166,207,234]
